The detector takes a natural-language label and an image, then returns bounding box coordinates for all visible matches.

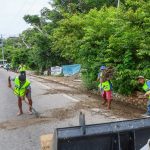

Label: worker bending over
[8,72,32,116]
[137,76,150,116]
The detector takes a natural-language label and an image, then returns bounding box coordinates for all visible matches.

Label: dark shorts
[26,91,31,99]
[26,87,31,99]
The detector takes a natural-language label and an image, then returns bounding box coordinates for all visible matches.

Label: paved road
[0,68,123,150]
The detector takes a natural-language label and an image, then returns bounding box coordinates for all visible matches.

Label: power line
[4,0,50,38]
[4,0,30,34]
[13,0,30,19]
[10,0,30,23]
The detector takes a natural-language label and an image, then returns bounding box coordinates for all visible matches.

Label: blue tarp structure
[62,64,81,76]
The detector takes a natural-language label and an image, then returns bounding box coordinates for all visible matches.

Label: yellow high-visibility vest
[14,77,30,97]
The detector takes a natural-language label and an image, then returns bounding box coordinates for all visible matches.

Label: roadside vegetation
[2,0,150,95]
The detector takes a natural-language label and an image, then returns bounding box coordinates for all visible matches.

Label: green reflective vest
[143,80,150,99]
[19,65,26,72]
[14,77,30,97]
[143,80,150,91]
[101,81,111,91]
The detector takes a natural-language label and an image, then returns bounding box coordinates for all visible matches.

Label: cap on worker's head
[100,65,106,70]
[19,74,26,82]
[136,76,145,80]
[20,71,26,76]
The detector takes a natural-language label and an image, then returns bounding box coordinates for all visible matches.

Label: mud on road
[41,86,145,120]
[0,75,145,131]
[0,97,144,131]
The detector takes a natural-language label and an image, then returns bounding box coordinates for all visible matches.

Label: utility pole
[0,35,5,65]
[117,0,120,8]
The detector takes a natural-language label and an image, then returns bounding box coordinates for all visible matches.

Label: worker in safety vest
[97,65,113,109]
[101,80,113,109]
[18,63,26,75]
[8,72,33,116]
[137,76,150,116]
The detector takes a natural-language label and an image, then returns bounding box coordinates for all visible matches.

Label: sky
[0,0,52,38]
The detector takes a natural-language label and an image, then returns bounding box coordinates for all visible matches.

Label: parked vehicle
[0,64,3,68]
[0,59,7,68]
[4,63,10,71]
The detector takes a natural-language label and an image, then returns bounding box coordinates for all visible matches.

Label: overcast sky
[0,0,52,37]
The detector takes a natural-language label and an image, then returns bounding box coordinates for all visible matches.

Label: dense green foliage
[3,0,150,94]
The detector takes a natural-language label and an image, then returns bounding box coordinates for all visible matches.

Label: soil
[0,117,52,130]
[7,73,144,132]
[42,88,81,95]
[40,78,146,120]
[0,97,145,130]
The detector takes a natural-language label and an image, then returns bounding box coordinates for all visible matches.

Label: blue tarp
[62,64,81,76]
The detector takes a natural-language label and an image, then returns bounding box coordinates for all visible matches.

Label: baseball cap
[100,66,106,70]
[136,76,144,80]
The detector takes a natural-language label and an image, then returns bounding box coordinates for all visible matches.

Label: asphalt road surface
[0,68,127,150]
